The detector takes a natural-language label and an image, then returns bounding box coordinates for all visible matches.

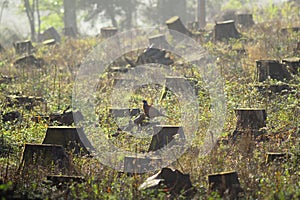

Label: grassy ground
[1,2,300,199]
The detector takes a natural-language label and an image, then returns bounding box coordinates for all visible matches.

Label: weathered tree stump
[40,27,61,43]
[18,144,75,176]
[235,13,254,28]
[148,34,172,50]
[139,167,196,198]
[235,109,266,131]
[14,55,44,68]
[256,60,292,82]
[42,126,94,155]
[101,27,118,38]
[13,40,34,55]
[282,57,300,74]
[208,171,243,199]
[214,20,241,41]
[148,125,185,152]
[266,152,291,163]
[166,16,193,37]
[124,156,162,173]
[109,108,140,118]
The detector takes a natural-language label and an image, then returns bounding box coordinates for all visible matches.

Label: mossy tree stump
[214,20,241,41]
[233,109,267,139]
[148,125,185,152]
[166,16,193,37]
[101,27,118,38]
[18,144,76,176]
[256,60,292,82]
[42,126,94,155]
[208,171,243,199]
[124,156,162,173]
[13,40,34,55]
[235,109,266,131]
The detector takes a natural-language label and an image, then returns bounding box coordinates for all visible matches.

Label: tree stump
[214,20,241,41]
[109,108,140,118]
[40,27,61,43]
[266,152,291,163]
[166,16,193,37]
[101,27,118,38]
[256,60,292,82]
[14,55,44,68]
[13,40,34,55]
[208,171,243,199]
[282,57,300,75]
[42,126,94,155]
[148,125,185,152]
[18,144,75,176]
[139,167,196,198]
[235,109,266,131]
[235,13,254,28]
[124,156,162,173]
[148,34,172,50]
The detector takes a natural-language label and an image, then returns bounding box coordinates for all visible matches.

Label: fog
[0,0,290,39]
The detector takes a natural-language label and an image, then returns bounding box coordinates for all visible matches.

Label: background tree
[63,0,78,35]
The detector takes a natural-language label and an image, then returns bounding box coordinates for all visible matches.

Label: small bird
[142,100,166,119]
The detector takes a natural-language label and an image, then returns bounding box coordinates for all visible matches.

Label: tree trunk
[24,0,36,41]
[63,0,77,36]
[197,0,206,28]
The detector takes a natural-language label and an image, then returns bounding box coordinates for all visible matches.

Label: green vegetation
[0,1,300,199]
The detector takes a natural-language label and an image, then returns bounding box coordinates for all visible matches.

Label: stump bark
[42,126,94,155]
[256,60,292,82]
[214,20,241,41]
[235,109,266,131]
[208,171,243,199]
[166,16,193,37]
[13,40,34,55]
[40,27,61,43]
[18,144,76,176]
[148,34,172,50]
[148,125,185,152]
